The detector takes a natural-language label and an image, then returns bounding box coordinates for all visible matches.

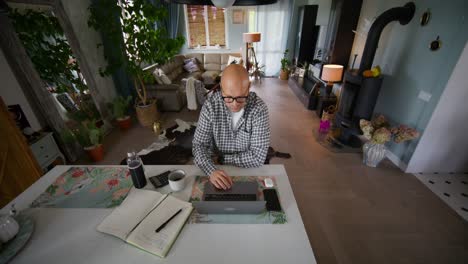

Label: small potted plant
[62,120,104,162]
[109,96,132,130]
[280,49,290,80]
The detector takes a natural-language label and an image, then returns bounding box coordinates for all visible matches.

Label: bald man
[192,64,270,190]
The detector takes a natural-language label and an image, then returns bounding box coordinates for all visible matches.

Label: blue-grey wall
[178,7,250,54]
[349,0,468,165]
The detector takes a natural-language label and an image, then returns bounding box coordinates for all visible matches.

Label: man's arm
[224,103,270,167]
[192,104,217,176]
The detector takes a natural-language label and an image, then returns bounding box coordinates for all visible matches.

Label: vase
[279,69,290,80]
[116,116,132,131]
[84,144,104,162]
[135,100,159,127]
[362,142,386,167]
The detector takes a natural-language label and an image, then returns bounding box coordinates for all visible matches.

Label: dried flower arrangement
[360,115,420,144]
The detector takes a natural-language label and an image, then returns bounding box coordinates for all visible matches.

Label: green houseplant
[108,96,132,130]
[280,49,291,80]
[62,121,104,162]
[88,0,184,127]
[10,9,98,118]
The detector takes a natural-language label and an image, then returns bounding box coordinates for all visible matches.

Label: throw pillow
[183,58,201,73]
[157,69,172,84]
[227,55,242,65]
[152,69,163,85]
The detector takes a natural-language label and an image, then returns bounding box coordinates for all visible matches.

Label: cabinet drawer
[30,133,60,166]
[30,138,49,157]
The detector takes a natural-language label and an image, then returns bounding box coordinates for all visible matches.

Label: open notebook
[97,188,193,258]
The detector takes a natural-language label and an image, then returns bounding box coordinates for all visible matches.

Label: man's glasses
[222,95,249,103]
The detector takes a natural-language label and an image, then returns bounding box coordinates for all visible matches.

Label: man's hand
[209,170,233,190]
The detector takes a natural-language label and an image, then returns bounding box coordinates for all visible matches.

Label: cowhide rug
[120,119,291,165]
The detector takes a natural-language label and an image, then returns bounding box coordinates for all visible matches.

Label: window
[185,5,227,48]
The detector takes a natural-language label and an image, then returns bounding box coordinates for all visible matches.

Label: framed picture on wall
[232,10,244,24]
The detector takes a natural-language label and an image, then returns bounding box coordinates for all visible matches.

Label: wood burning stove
[335,2,415,147]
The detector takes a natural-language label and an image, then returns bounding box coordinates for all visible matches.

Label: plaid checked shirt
[193,90,270,176]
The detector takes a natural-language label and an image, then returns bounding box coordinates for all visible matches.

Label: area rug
[313,129,363,153]
[30,167,132,208]
[121,119,292,165]
[188,176,287,224]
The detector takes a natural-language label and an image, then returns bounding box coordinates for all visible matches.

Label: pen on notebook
[155,208,182,233]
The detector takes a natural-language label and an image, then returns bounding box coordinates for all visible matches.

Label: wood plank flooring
[80,78,468,264]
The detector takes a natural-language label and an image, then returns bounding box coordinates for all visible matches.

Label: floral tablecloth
[189,176,287,224]
[31,167,133,208]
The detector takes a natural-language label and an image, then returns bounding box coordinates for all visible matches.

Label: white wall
[406,42,468,173]
[0,48,44,131]
[61,0,116,102]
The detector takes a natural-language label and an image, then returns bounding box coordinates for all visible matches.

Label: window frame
[184,5,229,50]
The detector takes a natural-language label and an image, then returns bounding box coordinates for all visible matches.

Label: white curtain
[254,0,293,76]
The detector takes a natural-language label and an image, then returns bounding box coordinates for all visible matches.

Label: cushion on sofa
[168,67,184,82]
[221,53,243,71]
[204,54,222,71]
[152,69,164,84]
[161,55,185,75]
[227,55,242,65]
[202,70,221,85]
[157,69,172,84]
[185,53,204,70]
[183,58,201,73]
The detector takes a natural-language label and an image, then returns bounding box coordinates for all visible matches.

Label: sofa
[144,53,242,111]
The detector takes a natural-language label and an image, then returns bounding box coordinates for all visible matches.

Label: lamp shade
[243,32,261,43]
[211,0,236,7]
[321,64,344,82]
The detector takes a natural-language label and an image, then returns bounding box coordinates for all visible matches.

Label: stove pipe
[358,2,415,74]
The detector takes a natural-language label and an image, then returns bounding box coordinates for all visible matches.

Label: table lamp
[321,64,344,96]
[243,32,261,72]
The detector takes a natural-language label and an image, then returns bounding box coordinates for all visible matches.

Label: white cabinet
[30,132,65,172]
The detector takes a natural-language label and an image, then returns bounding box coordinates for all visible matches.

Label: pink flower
[106,179,119,189]
[72,170,85,178]
[393,125,420,143]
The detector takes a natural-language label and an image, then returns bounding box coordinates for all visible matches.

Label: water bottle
[127,152,147,189]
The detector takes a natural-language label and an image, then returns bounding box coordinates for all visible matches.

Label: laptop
[192,182,266,214]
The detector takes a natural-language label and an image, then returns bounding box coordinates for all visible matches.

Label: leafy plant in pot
[280,49,291,80]
[10,9,103,126]
[88,0,184,127]
[62,121,104,162]
[108,96,132,130]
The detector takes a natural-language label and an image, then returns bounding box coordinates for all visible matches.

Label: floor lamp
[243,32,261,80]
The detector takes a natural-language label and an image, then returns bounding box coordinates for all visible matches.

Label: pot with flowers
[61,120,104,162]
[360,115,420,167]
[108,96,132,130]
[279,49,290,80]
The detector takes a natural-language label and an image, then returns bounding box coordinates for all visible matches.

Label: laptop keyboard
[204,193,257,201]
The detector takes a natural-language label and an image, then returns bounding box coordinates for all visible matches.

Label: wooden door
[0,97,42,208]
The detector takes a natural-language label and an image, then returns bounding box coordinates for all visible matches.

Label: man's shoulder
[248,92,268,114]
[201,91,222,112]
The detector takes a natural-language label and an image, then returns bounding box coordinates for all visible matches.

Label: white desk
[1,165,316,264]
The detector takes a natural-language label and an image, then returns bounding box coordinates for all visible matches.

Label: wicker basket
[135,100,160,127]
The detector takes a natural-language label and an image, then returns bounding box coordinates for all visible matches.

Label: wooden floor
[81,78,468,264]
